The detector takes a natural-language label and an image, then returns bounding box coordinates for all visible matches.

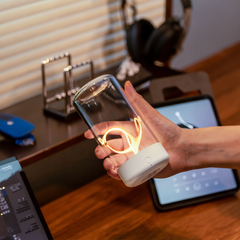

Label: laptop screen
[0,157,52,240]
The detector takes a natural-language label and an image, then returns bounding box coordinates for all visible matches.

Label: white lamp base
[117,142,169,187]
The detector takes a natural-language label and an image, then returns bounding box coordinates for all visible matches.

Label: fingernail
[125,81,135,95]
[125,80,133,88]
[103,158,113,170]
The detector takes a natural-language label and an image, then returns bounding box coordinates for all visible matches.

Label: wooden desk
[41,173,240,240]
[41,43,240,240]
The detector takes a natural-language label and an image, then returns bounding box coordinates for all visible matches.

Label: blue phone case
[0,113,35,139]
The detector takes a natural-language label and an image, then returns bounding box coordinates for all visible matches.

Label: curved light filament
[98,117,142,154]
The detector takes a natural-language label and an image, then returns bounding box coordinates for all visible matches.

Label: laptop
[0,157,53,240]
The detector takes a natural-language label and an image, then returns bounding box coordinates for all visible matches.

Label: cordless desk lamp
[73,75,169,187]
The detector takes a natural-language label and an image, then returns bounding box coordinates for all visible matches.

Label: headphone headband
[121,0,192,64]
[181,0,192,10]
[121,0,137,31]
[121,0,192,30]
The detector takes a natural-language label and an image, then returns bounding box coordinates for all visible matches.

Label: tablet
[149,95,240,211]
[0,157,53,240]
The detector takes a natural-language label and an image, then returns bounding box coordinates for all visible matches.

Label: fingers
[84,121,135,140]
[103,154,128,180]
[95,145,110,159]
[95,138,127,159]
[106,168,121,180]
[84,129,94,139]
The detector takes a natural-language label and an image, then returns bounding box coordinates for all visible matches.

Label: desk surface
[41,173,240,240]
[41,43,240,240]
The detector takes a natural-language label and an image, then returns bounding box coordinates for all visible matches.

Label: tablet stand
[149,71,215,104]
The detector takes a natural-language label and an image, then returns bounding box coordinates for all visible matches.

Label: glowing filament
[98,117,142,154]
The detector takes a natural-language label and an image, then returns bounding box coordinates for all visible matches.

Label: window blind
[0,0,166,110]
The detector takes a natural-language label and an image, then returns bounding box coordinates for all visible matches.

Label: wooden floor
[184,42,240,126]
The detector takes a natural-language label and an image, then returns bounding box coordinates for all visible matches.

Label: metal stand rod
[41,52,72,109]
[41,52,94,118]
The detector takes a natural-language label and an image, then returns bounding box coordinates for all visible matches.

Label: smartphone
[0,113,35,146]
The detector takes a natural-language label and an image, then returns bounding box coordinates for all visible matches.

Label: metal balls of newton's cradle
[73,74,169,187]
[41,52,94,119]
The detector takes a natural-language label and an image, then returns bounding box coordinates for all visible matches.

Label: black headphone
[121,0,192,65]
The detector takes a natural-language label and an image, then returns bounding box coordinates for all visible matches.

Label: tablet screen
[151,96,239,206]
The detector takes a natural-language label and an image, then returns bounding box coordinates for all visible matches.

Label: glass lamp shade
[73,75,169,187]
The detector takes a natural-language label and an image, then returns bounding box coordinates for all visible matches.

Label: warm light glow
[98,117,142,154]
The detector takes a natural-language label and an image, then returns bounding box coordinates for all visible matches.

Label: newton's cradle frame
[41,52,94,119]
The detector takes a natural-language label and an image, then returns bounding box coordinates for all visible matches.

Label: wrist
[180,126,238,170]
[178,128,203,171]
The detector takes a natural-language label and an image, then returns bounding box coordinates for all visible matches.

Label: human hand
[85,117,156,179]
[85,81,188,180]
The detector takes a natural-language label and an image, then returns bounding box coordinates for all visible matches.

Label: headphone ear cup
[144,19,184,63]
[126,19,155,63]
